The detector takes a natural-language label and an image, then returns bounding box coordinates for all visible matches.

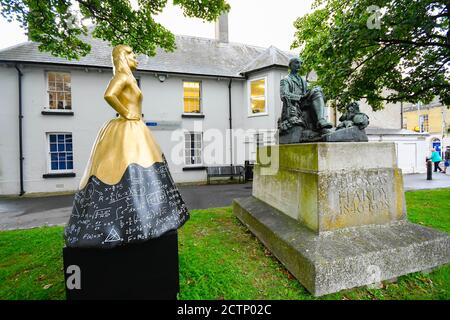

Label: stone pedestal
[252,142,406,233]
[233,142,450,296]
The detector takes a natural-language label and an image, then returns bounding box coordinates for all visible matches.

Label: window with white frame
[249,130,277,161]
[255,132,265,147]
[249,77,267,115]
[47,133,74,172]
[184,132,202,165]
[419,114,429,132]
[255,130,276,147]
[47,72,71,110]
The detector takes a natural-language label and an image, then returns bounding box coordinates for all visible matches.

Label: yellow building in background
[403,98,450,153]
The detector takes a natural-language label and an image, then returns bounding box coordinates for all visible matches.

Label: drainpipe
[400,101,403,129]
[228,79,233,166]
[15,65,25,196]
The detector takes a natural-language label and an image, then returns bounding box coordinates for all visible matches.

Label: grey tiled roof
[0,33,293,78]
[403,98,444,112]
[240,45,295,75]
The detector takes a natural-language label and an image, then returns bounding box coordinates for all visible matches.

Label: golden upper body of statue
[79,45,163,189]
[104,45,142,120]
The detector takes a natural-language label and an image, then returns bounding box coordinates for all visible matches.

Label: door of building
[432,138,441,156]
[397,142,417,174]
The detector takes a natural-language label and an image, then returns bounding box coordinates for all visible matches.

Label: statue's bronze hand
[299,94,308,104]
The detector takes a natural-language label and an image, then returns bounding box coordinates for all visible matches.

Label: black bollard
[427,160,433,180]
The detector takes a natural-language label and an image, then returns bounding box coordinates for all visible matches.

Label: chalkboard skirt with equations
[64,160,190,248]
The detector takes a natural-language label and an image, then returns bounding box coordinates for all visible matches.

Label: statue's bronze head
[112,45,138,75]
[347,101,360,113]
[289,57,303,73]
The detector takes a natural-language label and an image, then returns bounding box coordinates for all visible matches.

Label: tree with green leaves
[292,0,449,111]
[0,0,230,60]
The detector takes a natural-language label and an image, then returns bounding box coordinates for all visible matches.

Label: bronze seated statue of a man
[278,57,333,138]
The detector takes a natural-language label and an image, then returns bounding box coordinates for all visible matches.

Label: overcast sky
[0,0,314,53]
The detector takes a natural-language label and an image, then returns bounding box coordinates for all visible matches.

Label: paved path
[1,173,449,231]
[403,172,450,191]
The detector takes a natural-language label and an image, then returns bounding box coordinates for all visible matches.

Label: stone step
[233,196,450,297]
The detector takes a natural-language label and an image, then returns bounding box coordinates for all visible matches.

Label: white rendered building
[360,100,430,174]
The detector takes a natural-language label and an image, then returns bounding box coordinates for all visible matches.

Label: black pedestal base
[63,230,179,300]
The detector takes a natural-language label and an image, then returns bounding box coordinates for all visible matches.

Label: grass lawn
[0,188,449,300]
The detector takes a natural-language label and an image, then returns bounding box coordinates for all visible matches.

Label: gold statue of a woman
[79,45,162,188]
[64,45,189,248]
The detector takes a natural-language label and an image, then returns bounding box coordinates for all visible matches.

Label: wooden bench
[206,166,245,184]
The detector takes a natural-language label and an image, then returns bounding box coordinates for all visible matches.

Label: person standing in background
[430,148,444,173]
[444,147,450,174]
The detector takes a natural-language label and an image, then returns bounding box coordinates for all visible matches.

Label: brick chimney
[215,13,229,43]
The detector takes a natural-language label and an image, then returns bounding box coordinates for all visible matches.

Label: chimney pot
[215,13,229,43]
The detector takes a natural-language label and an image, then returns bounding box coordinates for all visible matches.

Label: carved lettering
[336,172,390,215]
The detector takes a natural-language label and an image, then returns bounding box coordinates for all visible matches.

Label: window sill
[182,166,206,171]
[182,113,205,119]
[43,172,76,178]
[42,110,74,116]
[248,112,268,118]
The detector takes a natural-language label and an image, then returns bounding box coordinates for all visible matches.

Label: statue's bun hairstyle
[112,45,133,75]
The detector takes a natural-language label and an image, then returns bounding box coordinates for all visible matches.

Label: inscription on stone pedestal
[336,172,390,215]
[319,169,403,230]
[338,187,389,215]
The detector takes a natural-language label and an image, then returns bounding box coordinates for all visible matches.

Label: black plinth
[63,230,179,300]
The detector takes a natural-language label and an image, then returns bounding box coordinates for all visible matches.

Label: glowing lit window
[183,81,201,113]
[250,78,266,114]
[48,72,71,110]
